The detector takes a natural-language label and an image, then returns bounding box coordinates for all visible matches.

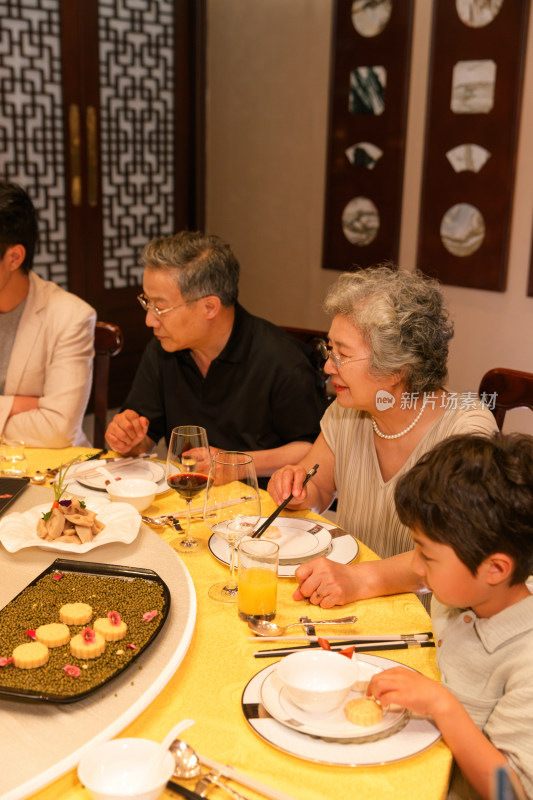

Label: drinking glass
[166,426,210,553]
[238,538,278,621]
[204,452,261,602]
[0,439,27,477]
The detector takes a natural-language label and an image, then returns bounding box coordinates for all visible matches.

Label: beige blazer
[0,272,96,447]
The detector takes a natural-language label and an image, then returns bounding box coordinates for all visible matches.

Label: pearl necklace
[371,404,426,440]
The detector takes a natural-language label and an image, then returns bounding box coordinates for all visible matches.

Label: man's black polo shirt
[123,303,327,459]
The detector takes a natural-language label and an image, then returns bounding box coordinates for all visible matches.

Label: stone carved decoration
[345,142,384,169]
[451,59,496,114]
[351,0,393,38]
[445,144,491,173]
[455,0,505,28]
[342,197,380,245]
[440,203,485,256]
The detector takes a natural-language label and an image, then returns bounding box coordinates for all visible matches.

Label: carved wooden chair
[93,321,124,447]
[478,367,533,430]
[279,325,333,403]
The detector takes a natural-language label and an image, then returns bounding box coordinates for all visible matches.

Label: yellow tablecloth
[9,448,451,800]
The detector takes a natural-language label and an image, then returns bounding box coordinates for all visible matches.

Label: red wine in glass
[167,472,209,501]
[166,425,210,552]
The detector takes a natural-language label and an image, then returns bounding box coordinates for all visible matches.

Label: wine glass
[166,425,211,553]
[204,452,261,602]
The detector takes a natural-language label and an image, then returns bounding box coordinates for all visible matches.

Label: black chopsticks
[254,638,435,658]
[167,779,205,800]
[252,464,319,538]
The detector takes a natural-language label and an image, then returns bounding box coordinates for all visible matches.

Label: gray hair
[324,265,453,394]
[140,231,239,306]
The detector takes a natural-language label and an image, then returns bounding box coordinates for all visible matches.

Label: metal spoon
[248,615,358,637]
[170,738,202,779]
[142,515,183,532]
[170,740,250,800]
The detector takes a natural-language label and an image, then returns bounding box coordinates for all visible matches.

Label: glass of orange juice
[237,538,279,621]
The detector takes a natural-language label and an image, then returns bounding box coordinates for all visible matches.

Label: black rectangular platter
[0,558,170,703]
[0,476,30,516]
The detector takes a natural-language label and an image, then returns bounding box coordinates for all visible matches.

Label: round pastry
[13,641,50,669]
[59,602,93,625]
[69,630,106,659]
[35,623,70,648]
[94,616,128,642]
[345,696,383,727]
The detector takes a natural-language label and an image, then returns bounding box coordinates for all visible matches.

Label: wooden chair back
[478,367,533,430]
[279,325,332,402]
[93,321,124,447]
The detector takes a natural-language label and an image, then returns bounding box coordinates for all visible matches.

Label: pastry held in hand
[345,696,383,727]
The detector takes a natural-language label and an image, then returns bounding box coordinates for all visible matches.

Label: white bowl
[105,479,159,512]
[276,649,360,715]
[77,738,174,800]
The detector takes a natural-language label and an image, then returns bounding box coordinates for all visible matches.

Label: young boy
[367,433,533,800]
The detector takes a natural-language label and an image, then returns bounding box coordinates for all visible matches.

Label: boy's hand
[368,667,452,719]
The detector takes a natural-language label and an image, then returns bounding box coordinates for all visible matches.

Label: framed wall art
[417,0,530,292]
[322,0,414,272]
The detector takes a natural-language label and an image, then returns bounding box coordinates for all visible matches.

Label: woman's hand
[293,558,360,608]
[267,464,311,507]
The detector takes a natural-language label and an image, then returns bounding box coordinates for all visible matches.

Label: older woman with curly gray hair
[268,265,497,607]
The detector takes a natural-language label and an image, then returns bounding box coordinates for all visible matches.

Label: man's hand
[105,409,151,454]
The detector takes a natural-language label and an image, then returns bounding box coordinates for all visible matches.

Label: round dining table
[0,447,452,800]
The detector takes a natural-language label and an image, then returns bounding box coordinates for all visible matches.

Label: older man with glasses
[105,231,326,481]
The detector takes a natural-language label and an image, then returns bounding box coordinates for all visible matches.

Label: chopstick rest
[252,464,319,538]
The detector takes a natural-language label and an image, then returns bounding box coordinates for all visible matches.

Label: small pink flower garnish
[126,643,138,651]
[25,629,36,640]
[107,610,122,626]
[142,610,158,622]
[82,628,96,643]
[63,665,81,677]
[53,573,64,581]
[0,656,14,667]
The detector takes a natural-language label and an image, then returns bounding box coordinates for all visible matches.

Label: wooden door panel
[1,0,204,408]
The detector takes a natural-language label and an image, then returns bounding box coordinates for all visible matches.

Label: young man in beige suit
[0,181,96,447]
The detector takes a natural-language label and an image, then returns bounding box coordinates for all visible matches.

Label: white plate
[261,661,408,742]
[0,499,141,553]
[68,460,166,492]
[242,656,441,766]
[255,518,332,562]
[208,519,358,577]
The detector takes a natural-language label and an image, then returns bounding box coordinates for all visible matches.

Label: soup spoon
[248,615,358,637]
[139,719,194,789]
